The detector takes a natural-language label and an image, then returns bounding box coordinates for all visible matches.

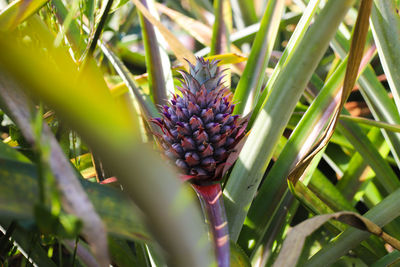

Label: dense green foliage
[1,0,400,266]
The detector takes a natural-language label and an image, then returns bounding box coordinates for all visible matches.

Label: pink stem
[193,183,230,267]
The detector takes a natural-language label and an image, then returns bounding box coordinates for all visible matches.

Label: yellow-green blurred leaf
[230,241,251,267]
[0,0,48,31]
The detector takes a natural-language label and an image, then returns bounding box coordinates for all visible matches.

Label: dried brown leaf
[288,0,373,185]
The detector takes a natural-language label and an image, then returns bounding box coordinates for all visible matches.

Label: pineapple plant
[152,57,247,267]
[152,58,246,183]
[4,1,400,267]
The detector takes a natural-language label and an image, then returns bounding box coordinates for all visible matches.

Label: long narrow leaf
[0,28,214,267]
[230,0,257,26]
[305,187,400,266]
[332,24,400,168]
[240,58,347,254]
[370,1,400,111]
[138,0,168,106]
[210,0,228,55]
[291,179,386,264]
[0,159,151,242]
[0,72,110,266]
[155,3,241,54]
[0,0,48,30]
[336,121,400,194]
[250,0,321,124]
[232,0,285,115]
[224,0,356,242]
[50,1,159,121]
[287,0,373,187]
[275,211,400,267]
[131,0,196,67]
[336,127,387,201]
[50,0,86,58]
[0,221,57,266]
[100,42,160,119]
[339,115,400,133]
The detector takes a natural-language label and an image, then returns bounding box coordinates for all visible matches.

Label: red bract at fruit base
[152,57,247,267]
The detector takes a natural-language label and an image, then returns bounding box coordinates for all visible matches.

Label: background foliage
[1,0,400,266]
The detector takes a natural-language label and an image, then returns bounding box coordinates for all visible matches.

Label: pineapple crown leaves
[151,57,247,185]
[180,58,227,94]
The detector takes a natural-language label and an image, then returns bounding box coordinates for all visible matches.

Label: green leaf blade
[224,0,356,242]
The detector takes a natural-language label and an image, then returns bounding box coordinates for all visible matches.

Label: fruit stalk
[193,183,229,267]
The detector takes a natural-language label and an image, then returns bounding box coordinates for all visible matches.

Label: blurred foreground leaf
[0,0,48,31]
[230,241,251,267]
[0,158,151,241]
[0,61,110,265]
[0,21,213,267]
[0,221,57,266]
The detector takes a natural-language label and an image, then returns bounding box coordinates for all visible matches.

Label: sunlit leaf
[0,0,48,30]
[370,1,400,112]
[232,0,285,115]
[287,0,373,186]
[131,0,196,68]
[138,0,171,106]
[224,0,356,242]
[339,115,400,133]
[0,66,110,265]
[0,20,213,267]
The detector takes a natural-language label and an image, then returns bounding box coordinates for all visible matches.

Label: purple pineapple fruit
[152,57,246,184]
[152,57,247,267]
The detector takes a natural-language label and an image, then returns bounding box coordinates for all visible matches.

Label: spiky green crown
[184,58,221,92]
[152,57,246,184]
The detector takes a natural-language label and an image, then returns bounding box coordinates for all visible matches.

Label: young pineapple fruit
[152,57,246,184]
